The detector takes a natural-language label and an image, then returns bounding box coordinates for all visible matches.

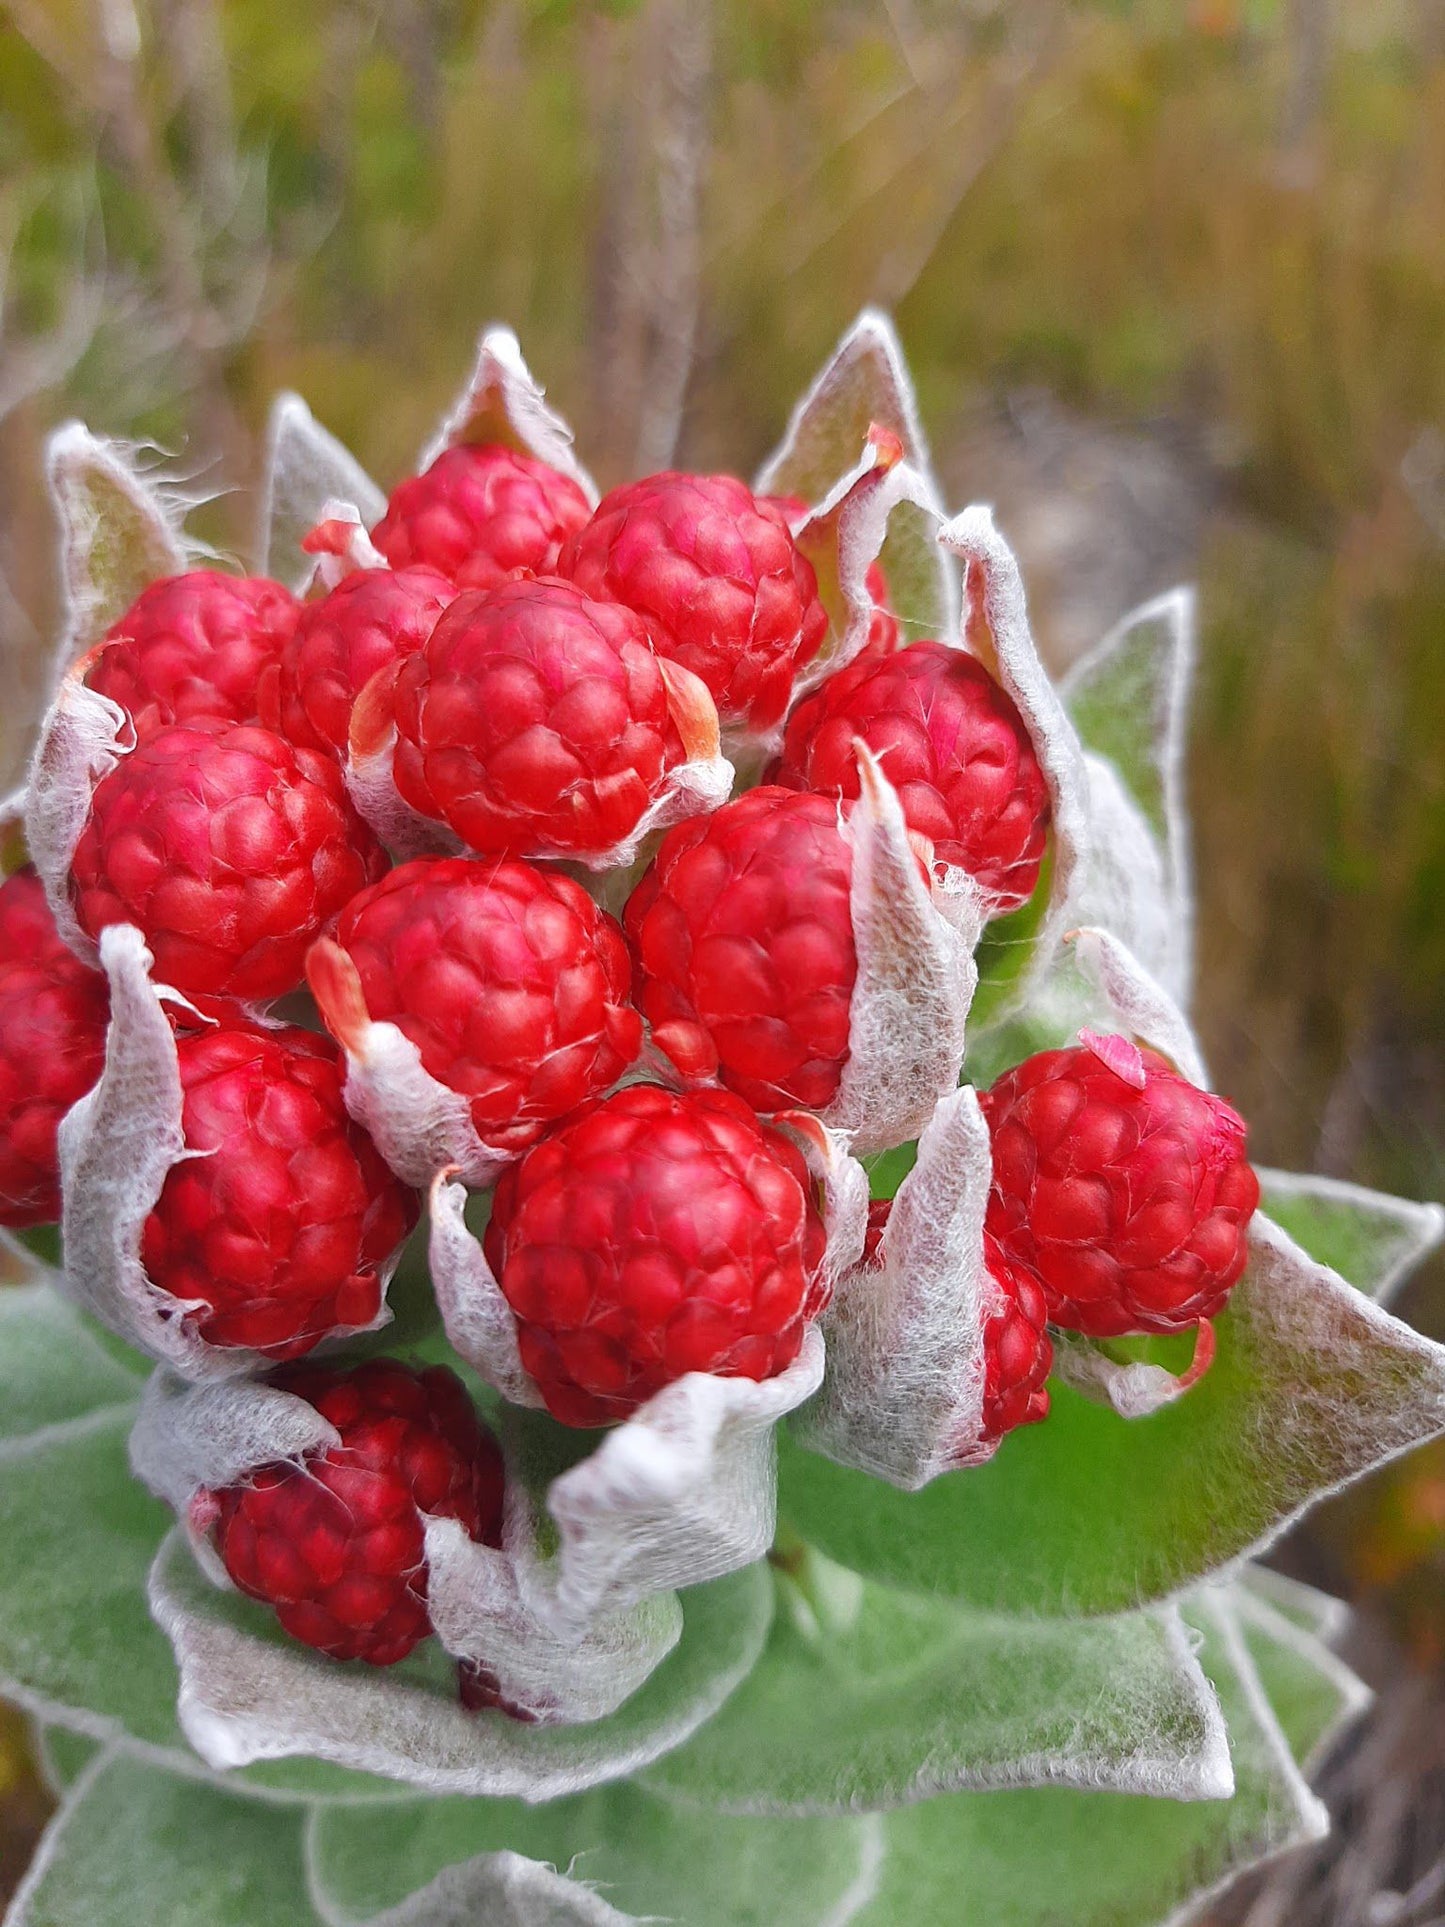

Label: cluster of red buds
[4,322,1262,1729]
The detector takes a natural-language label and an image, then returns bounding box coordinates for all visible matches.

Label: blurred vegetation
[1,0,1444,1906]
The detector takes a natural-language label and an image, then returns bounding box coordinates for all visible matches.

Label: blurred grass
[1,0,1444,1899]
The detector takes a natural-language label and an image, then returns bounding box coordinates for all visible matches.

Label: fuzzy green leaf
[1232,1588,1368,1773]
[259,392,386,589]
[33,1725,102,1796]
[636,1561,1229,1814]
[0,1284,144,1449]
[44,427,189,677]
[779,1215,1445,1615]
[1256,1168,1444,1306]
[1062,590,1193,856]
[6,1751,319,1927]
[310,1586,1335,1927]
[0,1414,184,1748]
[756,309,955,639]
[307,1784,877,1927]
[848,1591,1325,1927]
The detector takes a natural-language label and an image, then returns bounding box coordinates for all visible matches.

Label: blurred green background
[1,0,1444,1913]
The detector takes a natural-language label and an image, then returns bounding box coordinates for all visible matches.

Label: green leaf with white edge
[0,1414,183,1748]
[0,1284,144,1448]
[43,426,190,684]
[637,1556,1230,1815]
[1060,594,1197,1004]
[148,1530,771,1801]
[258,392,386,590]
[967,854,1055,1034]
[1231,1589,1369,1774]
[0,1406,436,1806]
[306,1783,879,1927]
[1238,1565,1350,1644]
[755,309,956,640]
[1062,589,1194,856]
[846,1590,1325,1927]
[5,1749,320,1927]
[1256,1168,1445,1306]
[779,1212,1445,1616]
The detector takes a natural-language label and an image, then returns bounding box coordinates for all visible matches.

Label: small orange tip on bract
[657,655,722,764]
[865,421,905,470]
[303,517,360,557]
[305,937,370,1053]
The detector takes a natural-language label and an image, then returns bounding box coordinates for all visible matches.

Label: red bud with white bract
[773,637,1051,913]
[196,1360,504,1666]
[57,926,407,1379]
[982,1032,1260,1343]
[142,1022,419,1359]
[133,1361,687,1730]
[198,1363,502,1667]
[355,575,731,869]
[481,1084,830,1428]
[625,753,979,1156]
[306,856,641,1189]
